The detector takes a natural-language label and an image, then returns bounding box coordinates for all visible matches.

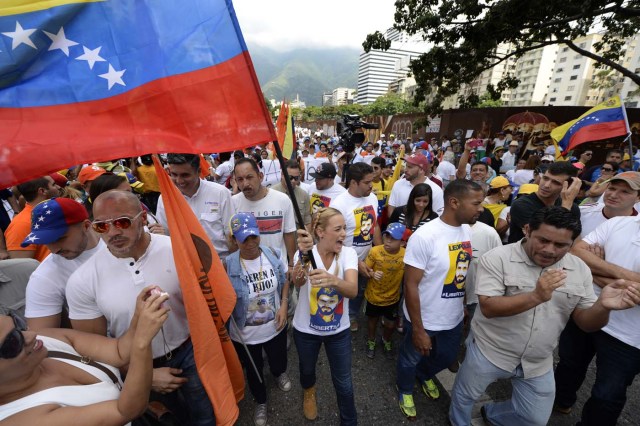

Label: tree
[477,93,504,108]
[363,92,420,116]
[590,69,618,103]
[363,0,640,116]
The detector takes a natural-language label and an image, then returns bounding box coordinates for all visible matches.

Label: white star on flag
[43,27,78,56]
[76,46,106,70]
[27,235,39,243]
[46,209,52,215]
[34,224,40,229]
[2,21,37,50]
[38,216,45,222]
[243,224,248,228]
[98,64,126,90]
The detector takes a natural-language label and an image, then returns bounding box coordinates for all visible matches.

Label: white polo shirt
[66,234,190,358]
[157,179,234,260]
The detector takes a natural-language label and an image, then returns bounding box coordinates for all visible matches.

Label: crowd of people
[0,128,639,426]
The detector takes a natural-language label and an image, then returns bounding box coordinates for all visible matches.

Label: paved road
[235,327,640,425]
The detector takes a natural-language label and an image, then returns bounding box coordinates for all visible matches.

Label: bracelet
[281,297,288,303]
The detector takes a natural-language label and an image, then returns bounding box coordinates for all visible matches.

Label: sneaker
[366,340,376,359]
[382,339,394,360]
[421,379,440,400]
[276,372,292,392]
[398,392,416,420]
[254,403,268,426]
[350,320,359,332]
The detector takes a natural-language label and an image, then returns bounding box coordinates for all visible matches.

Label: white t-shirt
[513,169,534,186]
[493,138,506,149]
[501,151,517,171]
[499,206,511,243]
[330,191,378,261]
[229,254,281,345]
[436,161,456,183]
[388,177,445,215]
[402,218,472,330]
[292,246,358,335]
[583,216,640,349]
[467,222,501,305]
[232,189,297,266]
[307,182,347,214]
[66,235,190,358]
[215,160,233,185]
[157,180,234,260]
[25,240,105,318]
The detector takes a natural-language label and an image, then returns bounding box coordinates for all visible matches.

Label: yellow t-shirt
[136,165,161,193]
[364,245,405,306]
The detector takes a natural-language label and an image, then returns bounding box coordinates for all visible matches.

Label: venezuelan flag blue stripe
[556,107,625,151]
[0,0,247,107]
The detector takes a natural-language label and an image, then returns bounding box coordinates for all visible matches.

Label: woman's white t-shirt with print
[293,246,358,336]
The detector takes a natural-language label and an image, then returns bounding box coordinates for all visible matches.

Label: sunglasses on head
[92,211,144,234]
[0,311,27,360]
[602,167,614,172]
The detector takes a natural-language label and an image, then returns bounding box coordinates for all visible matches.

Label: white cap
[541,154,555,162]
[380,134,386,138]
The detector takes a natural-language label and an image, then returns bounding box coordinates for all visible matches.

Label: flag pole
[271,138,318,270]
[621,99,634,163]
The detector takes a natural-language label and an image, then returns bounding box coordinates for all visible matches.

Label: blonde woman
[292,208,358,425]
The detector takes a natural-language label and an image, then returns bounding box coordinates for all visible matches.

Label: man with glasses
[272,159,311,233]
[66,190,215,425]
[508,162,582,243]
[20,198,103,330]
[576,149,593,168]
[157,153,234,261]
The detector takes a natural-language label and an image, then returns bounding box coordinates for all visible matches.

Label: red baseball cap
[78,165,106,185]
[404,153,429,170]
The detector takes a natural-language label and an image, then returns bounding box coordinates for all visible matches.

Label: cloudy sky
[233,0,397,51]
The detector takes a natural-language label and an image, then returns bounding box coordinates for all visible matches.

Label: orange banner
[153,156,243,425]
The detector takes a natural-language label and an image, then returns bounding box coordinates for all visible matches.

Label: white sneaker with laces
[254,403,267,426]
[276,372,292,392]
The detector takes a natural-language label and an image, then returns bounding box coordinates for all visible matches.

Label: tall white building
[547,34,603,106]
[619,34,640,108]
[356,28,428,105]
[509,45,558,106]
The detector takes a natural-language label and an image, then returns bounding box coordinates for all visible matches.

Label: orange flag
[152,156,243,425]
[199,154,212,179]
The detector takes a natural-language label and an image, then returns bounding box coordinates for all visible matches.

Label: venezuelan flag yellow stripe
[0,0,103,17]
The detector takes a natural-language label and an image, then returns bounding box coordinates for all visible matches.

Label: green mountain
[247,44,360,106]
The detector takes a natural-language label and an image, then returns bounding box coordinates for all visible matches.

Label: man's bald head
[93,189,141,215]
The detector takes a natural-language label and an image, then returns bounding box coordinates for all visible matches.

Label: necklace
[240,249,263,294]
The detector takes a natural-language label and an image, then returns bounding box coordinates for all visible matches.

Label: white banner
[261,159,281,187]
[303,157,330,183]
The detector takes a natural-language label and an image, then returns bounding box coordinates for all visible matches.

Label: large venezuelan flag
[0,0,276,187]
[551,96,630,155]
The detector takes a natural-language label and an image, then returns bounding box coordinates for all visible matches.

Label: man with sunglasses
[21,198,103,330]
[66,190,215,425]
[271,159,312,234]
[157,153,234,261]
[581,149,623,183]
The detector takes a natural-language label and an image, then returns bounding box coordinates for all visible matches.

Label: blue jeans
[153,340,215,426]
[348,274,368,320]
[293,328,357,426]
[555,319,640,425]
[396,317,462,394]
[449,336,555,426]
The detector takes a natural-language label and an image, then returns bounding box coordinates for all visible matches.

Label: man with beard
[449,207,640,426]
[312,288,341,326]
[232,157,296,270]
[396,180,484,420]
[450,250,471,290]
[22,198,103,330]
[508,161,582,243]
[388,153,444,218]
[66,190,215,425]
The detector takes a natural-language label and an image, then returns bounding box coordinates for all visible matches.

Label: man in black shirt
[508,162,582,243]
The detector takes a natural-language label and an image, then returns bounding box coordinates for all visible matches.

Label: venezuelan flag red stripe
[563,120,628,153]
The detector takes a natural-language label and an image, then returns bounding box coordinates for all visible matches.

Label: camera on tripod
[337,114,379,153]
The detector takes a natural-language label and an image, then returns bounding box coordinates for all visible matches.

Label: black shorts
[364,300,399,321]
